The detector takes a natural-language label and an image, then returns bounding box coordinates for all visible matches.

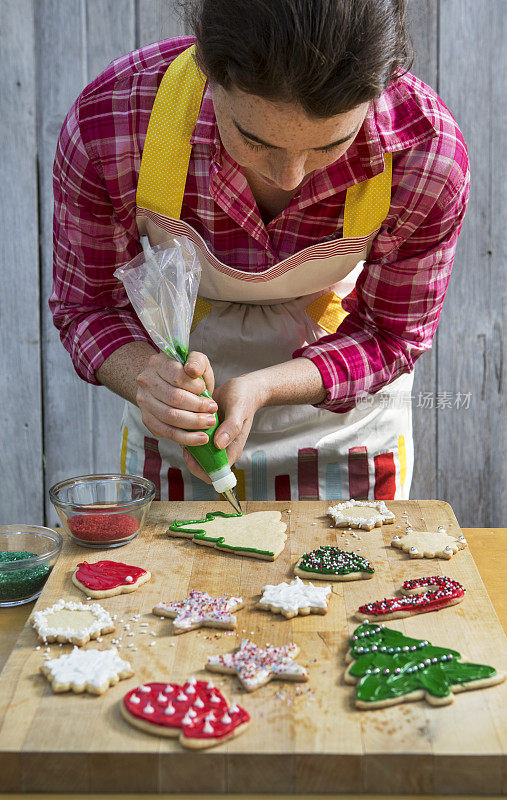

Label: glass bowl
[0,526,63,606]
[48,474,156,548]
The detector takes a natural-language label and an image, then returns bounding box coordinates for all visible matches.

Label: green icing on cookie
[298,546,374,575]
[169,511,277,557]
[347,623,499,704]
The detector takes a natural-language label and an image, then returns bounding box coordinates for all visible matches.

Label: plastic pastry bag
[114,238,201,364]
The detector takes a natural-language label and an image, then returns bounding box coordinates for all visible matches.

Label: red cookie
[355,576,465,621]
[72,560,151,598]
[121,678,250,748]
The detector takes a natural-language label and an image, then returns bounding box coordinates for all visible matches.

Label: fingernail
[217,433,230,448]
[206,416,216,426]
[208,403,217,412]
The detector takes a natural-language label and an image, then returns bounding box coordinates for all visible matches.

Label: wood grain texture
[0,501,505,794]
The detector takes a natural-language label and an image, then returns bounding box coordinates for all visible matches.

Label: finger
[182,446,213,483]
[140,394,217,431]
[184,351,215,396]
[140,409,210,446]
[213,416,244,451]
[142,378,217,416]
[150,353,208,396]
[222,426,250,468]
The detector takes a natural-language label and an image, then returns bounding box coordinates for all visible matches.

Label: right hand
[136,350,217,445]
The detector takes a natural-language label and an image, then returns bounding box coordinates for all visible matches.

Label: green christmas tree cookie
[345,622,505,708]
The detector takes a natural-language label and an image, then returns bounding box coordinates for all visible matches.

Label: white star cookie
[153,590,244,633]
[31,599,115,646]
[40,646,133,694]
[257,576,332,619]
[391,528,467,559]
[206,638,309,692]
[327,500,395,530]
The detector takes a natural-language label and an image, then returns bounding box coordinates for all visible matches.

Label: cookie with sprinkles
[355,576,465,621]
[327,499,395,531]
[294,546,374,581]
[206,638,309,692]
[153,590,244,634]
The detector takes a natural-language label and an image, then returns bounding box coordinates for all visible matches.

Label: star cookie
[206,638,309,692]
[257,576,331,619]
[391,528,467,559]
[153,590,244,634]
[72,560,151,598]
[294,546,374,581]
[40,646,133,695]
[355,576,466,621]
[327,499,395,530]
[31,599,115,646]
[121,678,250,749]
[168,510,287,560]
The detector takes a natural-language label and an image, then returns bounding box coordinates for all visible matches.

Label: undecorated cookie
[31,599,115,645]
[294,546,374,581]
[72,560,151,598]
[257,576,331,619]
[391,529,467,559]
[40,646,133,694]
[168,510,287,560]
[327,499,395,530]
[355,576,466,621]
[153,590,244,634]
[121,678,250,749]
[206,638,308,692]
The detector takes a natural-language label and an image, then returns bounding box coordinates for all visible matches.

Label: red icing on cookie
[357,576,465,618]
[75,560,147,591]
[123,679,249,741]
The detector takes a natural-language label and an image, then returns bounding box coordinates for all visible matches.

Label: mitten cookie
[295,546,374,581]
[72,560,151,598]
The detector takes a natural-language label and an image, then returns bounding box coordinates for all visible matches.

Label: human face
[211,84,369,192]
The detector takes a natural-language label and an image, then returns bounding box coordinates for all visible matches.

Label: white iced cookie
[327,500,395,530]
[31,599,115,645]
[391,529,468,559]
[168,510,287,561]
[257,576,332,619]
[40,646,133,694]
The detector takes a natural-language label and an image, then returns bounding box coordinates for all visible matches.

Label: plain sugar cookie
[391,528,467,559]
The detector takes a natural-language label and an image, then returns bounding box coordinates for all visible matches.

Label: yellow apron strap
[343,152,392,238]
[136,45,206,219]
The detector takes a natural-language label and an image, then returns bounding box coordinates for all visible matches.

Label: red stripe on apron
[275,474,291,501]
[374,452,396,500]
[168,467,184,500]
[348,446,369,499]
[298,448,319,500]
[143,436,161,500]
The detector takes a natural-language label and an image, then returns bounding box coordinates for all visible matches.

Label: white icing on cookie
[41,646,132,690]
[258,576,331,617]
[327,500,395,530]
[32,599,114,644]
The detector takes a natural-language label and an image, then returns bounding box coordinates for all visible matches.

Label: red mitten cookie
[72,560,151,598]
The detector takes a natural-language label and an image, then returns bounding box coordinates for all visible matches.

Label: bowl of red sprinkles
[49,474,156,548]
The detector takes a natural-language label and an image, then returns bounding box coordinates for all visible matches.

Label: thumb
[213,416,243,450]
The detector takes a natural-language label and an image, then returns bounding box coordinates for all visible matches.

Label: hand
[136,350,218,445]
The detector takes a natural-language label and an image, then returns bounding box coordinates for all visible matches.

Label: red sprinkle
[67,514,139,543]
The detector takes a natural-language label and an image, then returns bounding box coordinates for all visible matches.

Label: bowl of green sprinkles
[0,525,62,606]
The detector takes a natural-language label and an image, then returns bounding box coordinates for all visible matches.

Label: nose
[268,155,307,191]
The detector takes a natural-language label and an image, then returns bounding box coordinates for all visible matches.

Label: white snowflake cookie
[31,598,115,646]
[40,646,133,694]
[327,499,395,530]
[257,576,332,619]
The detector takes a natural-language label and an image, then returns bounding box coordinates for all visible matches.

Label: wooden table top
[0,507,505,800]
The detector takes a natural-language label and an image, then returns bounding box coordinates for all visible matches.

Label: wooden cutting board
[0,500,505,794]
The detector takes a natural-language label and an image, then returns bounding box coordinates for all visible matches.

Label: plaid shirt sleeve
[293,133,470,413]
[50,97,154,385]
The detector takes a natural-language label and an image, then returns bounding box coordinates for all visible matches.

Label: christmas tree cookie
[355,576,465,621]
[295,546,374,581]
[168,510,287,561]
[328,500,395,530]
[345,622,505,708]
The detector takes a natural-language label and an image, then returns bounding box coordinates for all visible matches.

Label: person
[51,0,469,502]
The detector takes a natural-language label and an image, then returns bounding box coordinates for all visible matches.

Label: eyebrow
[233,119,360,151]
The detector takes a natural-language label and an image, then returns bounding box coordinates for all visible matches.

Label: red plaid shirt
[51,36,469,412]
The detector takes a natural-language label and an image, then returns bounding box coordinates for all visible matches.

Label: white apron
[119,45,414,502]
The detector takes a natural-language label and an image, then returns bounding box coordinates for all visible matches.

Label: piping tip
[222,486,242,515]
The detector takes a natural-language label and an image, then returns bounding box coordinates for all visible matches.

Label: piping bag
[114,239,242,515]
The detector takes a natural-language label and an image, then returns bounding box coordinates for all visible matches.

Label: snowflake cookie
[207,638,309,692]
[40,646,133,695]
[355,576,466,621]
[31,599,115,646]
[257,576,331,619]
[153,590,244,634]
[72,560,151,598]
[121,678,250,749]
[391,529,468,559]
[345,622,505,708]
[327,499,395,530]
[294,546,374,581]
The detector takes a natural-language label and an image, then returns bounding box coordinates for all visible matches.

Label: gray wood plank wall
[0,0,504,528]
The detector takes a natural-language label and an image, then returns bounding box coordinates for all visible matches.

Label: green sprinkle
[0,551,51,602]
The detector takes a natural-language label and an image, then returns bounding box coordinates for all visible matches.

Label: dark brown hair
[182,0,412,117]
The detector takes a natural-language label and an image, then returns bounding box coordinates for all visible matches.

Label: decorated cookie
[391,529,467,559]
[327,499,395,530]
[345,622,505,708]
[121,678,250,749]
[31,599,115,646]
[40,646,133,695]
[72,560,151,598]
[168,510,287,560]
[257,576,331,619]
[206,638,309,692]
[153,590,244,634]
[294,546,374,581]
[355,576,466,621]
